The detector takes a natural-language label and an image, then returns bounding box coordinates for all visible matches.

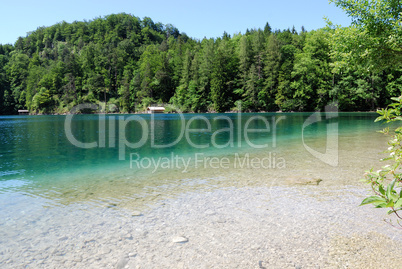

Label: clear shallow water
[2,112,402,268]
[0,112,387,208]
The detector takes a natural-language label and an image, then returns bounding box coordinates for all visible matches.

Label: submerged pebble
[132,211,142,216]
[172,236,188,243]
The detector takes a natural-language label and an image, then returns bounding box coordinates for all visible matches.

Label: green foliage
[0,45,15,114]
[211,38,239,112]
[1,10,402,114]
[291,29,332,111]
[329,0,402,71]
[32,87,52,112]
[362,96,402,228]
[328,0,402,228]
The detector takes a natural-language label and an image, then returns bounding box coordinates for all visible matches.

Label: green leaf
[394,198,402,209]
[386,179,396,199]
[374,116,384,122]
[379,184,385,195]
[360,196,386,206]
[375,203,388,208]
[386,201,394,207]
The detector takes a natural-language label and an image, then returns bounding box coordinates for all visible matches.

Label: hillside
[0,13,401,114]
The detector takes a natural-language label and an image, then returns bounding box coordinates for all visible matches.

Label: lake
[1,112,401,268]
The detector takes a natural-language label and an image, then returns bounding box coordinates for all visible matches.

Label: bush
[361,96,402,229]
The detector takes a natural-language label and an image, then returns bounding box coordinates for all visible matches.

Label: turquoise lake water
[0,112,387,209]
[3,112,402,268]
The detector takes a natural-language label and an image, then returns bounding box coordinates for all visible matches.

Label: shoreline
[2,110,380,116]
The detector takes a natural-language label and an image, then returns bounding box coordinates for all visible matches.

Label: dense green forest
[0,13,401,114]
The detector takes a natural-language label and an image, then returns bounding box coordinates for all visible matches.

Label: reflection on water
[0,112,389,209]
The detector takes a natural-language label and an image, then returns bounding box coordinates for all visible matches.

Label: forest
[0,12,401,114]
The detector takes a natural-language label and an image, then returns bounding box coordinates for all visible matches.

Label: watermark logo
[64,102,339,172]
[129,152,286,173]
[64,103,286,159]
[302,102,338,167]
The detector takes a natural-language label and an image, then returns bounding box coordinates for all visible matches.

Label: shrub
[361,96,402,229]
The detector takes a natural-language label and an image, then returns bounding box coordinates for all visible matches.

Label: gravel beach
[1,183,401,269]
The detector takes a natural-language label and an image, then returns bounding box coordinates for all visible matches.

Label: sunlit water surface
[1,113,400,268]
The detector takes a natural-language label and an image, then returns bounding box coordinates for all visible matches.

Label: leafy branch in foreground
[361,96,402,229]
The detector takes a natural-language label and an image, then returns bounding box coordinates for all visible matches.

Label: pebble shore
[1,184,401,268]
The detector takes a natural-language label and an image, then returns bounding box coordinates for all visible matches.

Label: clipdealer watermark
[129,152,286,173]
[63,102,339,172]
